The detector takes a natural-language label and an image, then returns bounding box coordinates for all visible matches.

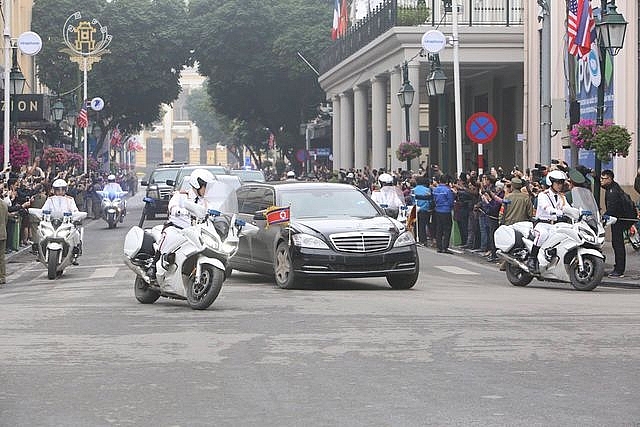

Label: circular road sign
[90,97,105,111]
[421,30,447,53]
[18,31,42,56]
[465,112,498,144]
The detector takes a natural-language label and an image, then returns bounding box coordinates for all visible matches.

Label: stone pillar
[408,62,421,172]
[331,95,341,171]
[371,75,387,171]
[390,66,402,172]
[353,85,368,170]
[340,91,354,170]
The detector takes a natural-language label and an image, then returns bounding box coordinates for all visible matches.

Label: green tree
[188,0,332,165]
[32,0,192,150]
[184,82,227,147]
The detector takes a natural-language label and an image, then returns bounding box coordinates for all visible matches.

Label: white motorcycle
[29,208,87,280]
[123,179,257,310]
[494,187,614,291]
[97,190,128,229]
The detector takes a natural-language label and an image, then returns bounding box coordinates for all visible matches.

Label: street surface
[1,194,639,426]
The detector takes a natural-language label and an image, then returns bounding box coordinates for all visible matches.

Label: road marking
[434,265,480,275]
[89,267,119,279]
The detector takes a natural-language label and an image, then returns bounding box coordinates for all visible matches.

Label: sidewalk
[444,241,640,288]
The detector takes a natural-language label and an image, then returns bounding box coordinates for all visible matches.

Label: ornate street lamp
[51,99,65,124]
[593,0,627,207]
[426,55,446,97]
[397,61,415,171]
[9,48,25,95]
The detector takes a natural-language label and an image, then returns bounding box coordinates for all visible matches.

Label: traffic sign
[465,112,498,144]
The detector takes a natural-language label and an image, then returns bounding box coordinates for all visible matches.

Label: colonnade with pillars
[330,61,422,173]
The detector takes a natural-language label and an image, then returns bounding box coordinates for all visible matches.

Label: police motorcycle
[372,173,407,223]
[28,208,87,280]
[123,174,258,310]
[97,190,128,229]
[494,186,615,291]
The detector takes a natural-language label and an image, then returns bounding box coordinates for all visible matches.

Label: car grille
[330,232,391,253]
[159,187,173,199]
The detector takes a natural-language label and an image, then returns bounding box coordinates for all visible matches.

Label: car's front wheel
[274,242,296,289]
[386,256,419,289]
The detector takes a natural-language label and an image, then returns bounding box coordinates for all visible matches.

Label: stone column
[371,75,387,172]
[408,62,421,172]
[339,91,354,170]
[390,66,402,172]
[353,85,368,170]
[331,95,341,171]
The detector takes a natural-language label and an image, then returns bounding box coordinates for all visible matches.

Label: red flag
[110,126,122,148]
[567,0,595,59]
[266,206,291,225]
[331,0,348,40]
[76,100,88,129]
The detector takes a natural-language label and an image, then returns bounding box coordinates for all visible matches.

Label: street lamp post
[426,54,447,172]
[593,0,627,207]
[397,61,415,172]
[51,98,65,147]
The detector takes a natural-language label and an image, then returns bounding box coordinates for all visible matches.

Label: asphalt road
[1,194,639,426]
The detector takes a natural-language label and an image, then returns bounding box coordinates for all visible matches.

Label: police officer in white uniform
[148,169,214,279]
[41,179,83,264]
[370,173,405,217]
[527,169,571,273]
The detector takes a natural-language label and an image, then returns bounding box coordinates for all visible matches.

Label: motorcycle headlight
[200,230,219,250]
[394,231,416,248]
[291,233,329,249]
[221,240,238,254]
[57,228,71,239]
[40,223,54,237]
[578,226,596,243]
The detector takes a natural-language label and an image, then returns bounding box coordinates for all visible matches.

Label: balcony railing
[319,0,523,75]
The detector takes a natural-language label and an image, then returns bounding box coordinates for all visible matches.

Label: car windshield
[278,187,380,218]
[150,168,179,183]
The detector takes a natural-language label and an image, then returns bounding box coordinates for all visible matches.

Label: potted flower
[570,119,632,161]
[396,140,422,162]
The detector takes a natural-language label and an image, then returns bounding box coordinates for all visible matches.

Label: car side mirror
[253,211,266,221]
[166,180,175,187]
[141,180,148,186]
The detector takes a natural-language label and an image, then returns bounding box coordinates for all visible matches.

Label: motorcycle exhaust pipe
[123,256,152,284]
[496,251,531,273]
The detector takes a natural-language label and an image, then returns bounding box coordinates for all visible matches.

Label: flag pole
[83,56,88,175]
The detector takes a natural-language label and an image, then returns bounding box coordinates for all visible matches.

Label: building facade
[319,0,638,184]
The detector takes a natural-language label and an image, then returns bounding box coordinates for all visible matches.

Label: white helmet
[107,174,116,182]
[546,169,567,186]
[52,178,68,194]
[189,168,215,190]
[286,171,295,178]
[378,173,393,185]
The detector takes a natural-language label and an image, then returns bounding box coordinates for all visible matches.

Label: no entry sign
[465,112,498,144]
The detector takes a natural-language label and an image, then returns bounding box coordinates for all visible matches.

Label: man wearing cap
[285,171,297,181]
[501,178,533,226]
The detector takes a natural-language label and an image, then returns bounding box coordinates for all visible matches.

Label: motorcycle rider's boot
[526,245,540,274]
[71,246,80,266]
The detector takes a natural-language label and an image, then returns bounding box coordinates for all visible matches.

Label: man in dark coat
[0,197,8,286]
[601,169,626,278]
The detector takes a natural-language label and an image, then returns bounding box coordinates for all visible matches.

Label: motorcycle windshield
[202,179,239,213]
[180,174,240,214]
[571,188,600,221]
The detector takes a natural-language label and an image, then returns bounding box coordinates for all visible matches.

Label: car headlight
[292,233,330,249]
[394,231,416,248]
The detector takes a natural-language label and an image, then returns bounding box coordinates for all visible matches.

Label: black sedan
[231,182,419,289]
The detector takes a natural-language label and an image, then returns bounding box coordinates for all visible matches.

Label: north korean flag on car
[266,206,291,225]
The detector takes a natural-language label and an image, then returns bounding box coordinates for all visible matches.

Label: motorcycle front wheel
[134,276,160,304]
[47,249,60,280]
[186,266,224,310]
[568,254,604,291]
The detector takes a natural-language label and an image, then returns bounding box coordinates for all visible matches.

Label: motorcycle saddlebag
[494,225,516,252]
[123,226,155,259]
